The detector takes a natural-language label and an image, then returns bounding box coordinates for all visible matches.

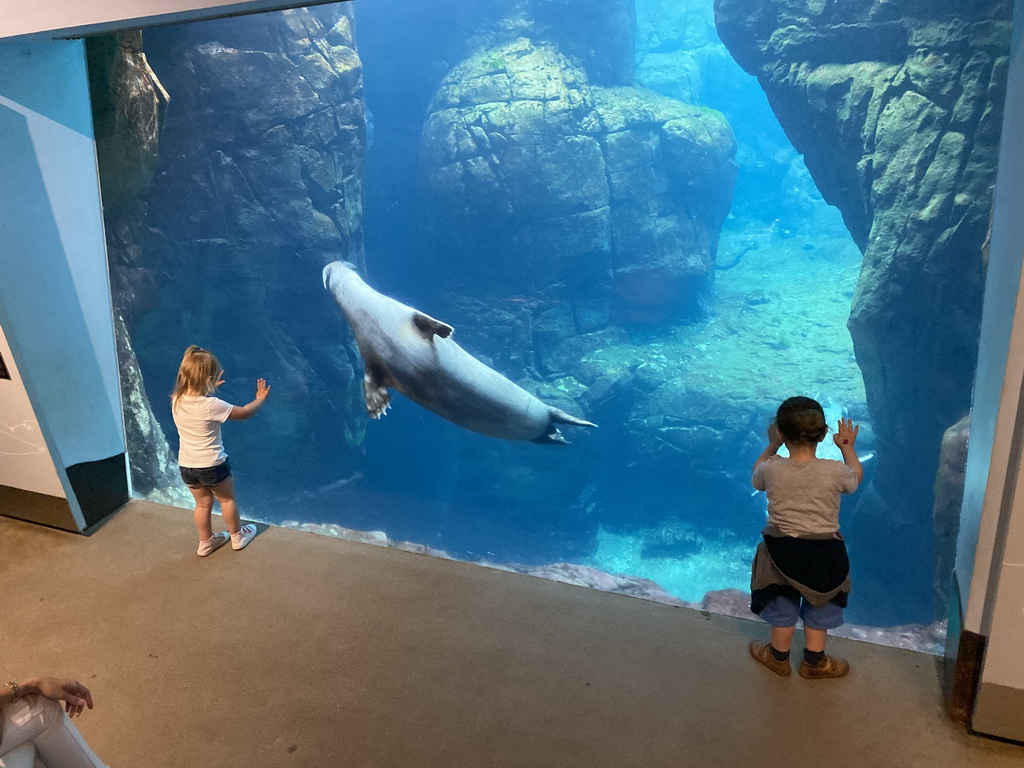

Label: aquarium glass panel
[92,0,1014,652]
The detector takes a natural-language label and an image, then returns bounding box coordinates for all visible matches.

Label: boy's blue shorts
[759,593,844,630]
[180,460,232,489]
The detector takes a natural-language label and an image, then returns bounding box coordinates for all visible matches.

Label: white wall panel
[0,38,125,469]
[0,326,66,498]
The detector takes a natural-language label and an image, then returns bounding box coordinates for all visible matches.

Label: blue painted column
[0,36,129,530]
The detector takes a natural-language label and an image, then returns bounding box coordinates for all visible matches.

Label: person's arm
[753,421,784,474]
[834,417,863,484]
[2,678,94,717]
[228,378,271,421]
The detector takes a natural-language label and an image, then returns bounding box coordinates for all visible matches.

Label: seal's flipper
[532,425,570,445]
[363,365,393,418]
[550,408,598,429]
[412,312,454,340]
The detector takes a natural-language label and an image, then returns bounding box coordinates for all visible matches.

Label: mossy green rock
[421,38,736,322]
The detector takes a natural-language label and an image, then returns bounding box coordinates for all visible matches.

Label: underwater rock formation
[420,37,736,324]
[86,32,182,499]
[120,6,368,490]
[933,414,970,617]
[714,0,1011,623]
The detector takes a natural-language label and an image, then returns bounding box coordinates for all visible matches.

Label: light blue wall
[958,6,1024,632]
[0,37,125,478]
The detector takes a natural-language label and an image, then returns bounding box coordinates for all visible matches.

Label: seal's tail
[550,408,597,429]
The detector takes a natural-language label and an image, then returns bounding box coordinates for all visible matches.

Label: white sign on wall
[0,325,66,498]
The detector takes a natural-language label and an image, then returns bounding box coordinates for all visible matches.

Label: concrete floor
[2,500,1022,768]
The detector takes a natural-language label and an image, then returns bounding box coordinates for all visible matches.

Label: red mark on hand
[843,439,849,444]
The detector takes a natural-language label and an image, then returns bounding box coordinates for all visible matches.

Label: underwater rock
[593,86,736,322]
[281,521,407,550]
[86,32,167,227]
[420,37,736,324]
[86,33,182,497]
[113,315,186,501]
[715,0,1012,623]
[699,587,750,617]
[933,414,970,618]
[510,562,688,605]
[420,39,608,296]
[116,6,368,490]
[620,383,766,531]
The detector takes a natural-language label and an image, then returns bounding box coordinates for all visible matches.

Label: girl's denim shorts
[180,459,232,489]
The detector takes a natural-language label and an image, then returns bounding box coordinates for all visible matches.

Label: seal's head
[323,261,360,291]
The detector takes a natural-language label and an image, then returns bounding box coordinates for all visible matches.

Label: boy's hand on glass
[256,378,271,400]
[834,417,859,448]
[767,422,783,449]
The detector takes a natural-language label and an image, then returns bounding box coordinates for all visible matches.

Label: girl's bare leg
[188,486,215,541]
[212,476,241,535]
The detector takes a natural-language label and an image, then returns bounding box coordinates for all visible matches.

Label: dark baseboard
[0,484,78,530]
[65,452,129,529]
[946,574,987,727]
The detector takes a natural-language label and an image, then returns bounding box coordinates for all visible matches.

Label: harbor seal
[323,261,597,444]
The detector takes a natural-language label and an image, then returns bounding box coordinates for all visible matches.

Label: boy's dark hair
[775,396,828,444]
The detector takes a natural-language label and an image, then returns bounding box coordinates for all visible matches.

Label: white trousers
[0,697,107,768]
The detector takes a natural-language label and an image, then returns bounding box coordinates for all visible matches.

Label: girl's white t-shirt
[173,396,234,468]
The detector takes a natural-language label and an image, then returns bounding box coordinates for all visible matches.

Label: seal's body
[323,261,596,444]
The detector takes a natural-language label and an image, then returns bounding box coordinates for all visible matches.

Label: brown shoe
[799,654,850,679]
[749,641,791,676]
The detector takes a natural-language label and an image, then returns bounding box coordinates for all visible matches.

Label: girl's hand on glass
[767,421,783,449]
[834,417,859,448]
[256,378,271,400]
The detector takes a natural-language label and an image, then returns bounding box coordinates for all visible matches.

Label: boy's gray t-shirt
[752,456,859,537]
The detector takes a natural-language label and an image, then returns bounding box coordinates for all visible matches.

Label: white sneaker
[197,531,230,557]
[231,523,258,551]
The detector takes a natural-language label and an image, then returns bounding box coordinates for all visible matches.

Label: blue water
[106,0,957,632]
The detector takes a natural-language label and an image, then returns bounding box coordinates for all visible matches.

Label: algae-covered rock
[421,38,736,324]
[106,6,368,492]
[933,415,970,618]
[86,33,182,498]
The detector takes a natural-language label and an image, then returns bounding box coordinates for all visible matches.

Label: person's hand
[834,417,859,449]
[256,378,271,400]
[32,677,94,718]
[767,421,783,449]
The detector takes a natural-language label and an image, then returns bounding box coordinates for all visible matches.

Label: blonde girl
[171,345,270,556]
